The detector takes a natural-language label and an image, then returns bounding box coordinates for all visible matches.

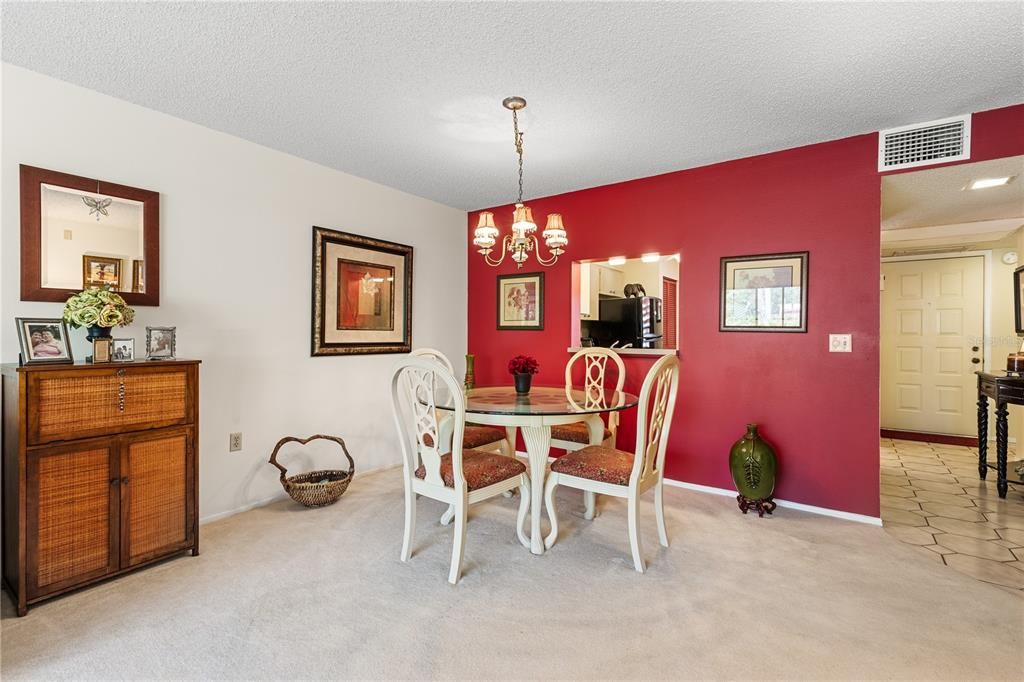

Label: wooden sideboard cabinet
[2,359,200,615]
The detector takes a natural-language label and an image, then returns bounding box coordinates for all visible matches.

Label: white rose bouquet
[63,287,136,329]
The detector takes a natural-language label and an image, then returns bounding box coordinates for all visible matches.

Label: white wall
[1,65,468,521]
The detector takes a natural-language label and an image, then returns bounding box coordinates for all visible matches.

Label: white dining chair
[543,354,679,573]
[550,348,626,519]
[410,348,516,457]
[392,356,531,584]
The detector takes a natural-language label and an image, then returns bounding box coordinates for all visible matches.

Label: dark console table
[977,371,1024,498]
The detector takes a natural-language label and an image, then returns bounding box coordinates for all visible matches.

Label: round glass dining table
[436,386,640,554]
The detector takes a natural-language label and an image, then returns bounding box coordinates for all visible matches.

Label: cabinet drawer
[28,366,193,445]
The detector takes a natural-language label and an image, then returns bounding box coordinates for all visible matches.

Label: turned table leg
[996,401,1008,498]
[978,393,989,480]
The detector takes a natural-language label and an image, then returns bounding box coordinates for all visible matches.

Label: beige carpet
[2,466,1022,680]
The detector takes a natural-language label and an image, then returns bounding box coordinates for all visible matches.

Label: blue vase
[86,324,112,342]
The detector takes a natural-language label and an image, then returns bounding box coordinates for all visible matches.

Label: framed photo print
[112,338,135,362]
[15,318,74,364]
[720,252,808,332]
[311,226,413,355]
[497,272,544,330]
[82,255,122,289]
[145,326,176,360]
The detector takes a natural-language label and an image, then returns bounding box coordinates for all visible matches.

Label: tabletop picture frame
[15,317,75,365]
[497,272,544,331]
[145,326,176,360]
[720,252,808,332]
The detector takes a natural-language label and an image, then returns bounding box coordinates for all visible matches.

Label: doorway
[880,254,985,437]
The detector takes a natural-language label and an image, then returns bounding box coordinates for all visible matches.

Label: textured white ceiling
[3,2,1022,210]
[882,156,1024,230]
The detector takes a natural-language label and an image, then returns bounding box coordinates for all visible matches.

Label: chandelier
[473,96,568,268]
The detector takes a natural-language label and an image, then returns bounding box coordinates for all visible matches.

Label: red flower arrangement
[508,355,539,375]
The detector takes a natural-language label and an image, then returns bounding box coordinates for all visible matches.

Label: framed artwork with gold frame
[82,255,122,289]
[92,338,112,363]
[496,272,544,330]
[311,226,413,355]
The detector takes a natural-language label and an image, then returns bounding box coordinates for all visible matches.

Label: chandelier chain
[512,108,524,204]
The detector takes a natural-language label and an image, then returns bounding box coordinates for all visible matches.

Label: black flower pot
[514,372,532,395]
[86,324,113,342]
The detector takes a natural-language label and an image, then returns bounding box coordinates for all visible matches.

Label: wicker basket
[269,434,355,508]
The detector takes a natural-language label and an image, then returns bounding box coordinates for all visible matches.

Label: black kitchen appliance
[598,296,663,349]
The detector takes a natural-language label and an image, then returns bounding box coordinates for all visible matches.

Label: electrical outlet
[829,334,852,353]
[229,432,242,452]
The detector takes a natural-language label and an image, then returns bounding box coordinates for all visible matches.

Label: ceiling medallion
[472,96,568,268]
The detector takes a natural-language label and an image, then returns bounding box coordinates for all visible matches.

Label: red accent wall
[467,104,1024,517]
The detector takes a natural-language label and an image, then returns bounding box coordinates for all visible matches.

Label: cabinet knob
[110,478,120,486]
[971,358,981,364]
[121,477,130,485]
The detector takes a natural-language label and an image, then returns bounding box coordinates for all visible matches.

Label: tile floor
[881,437,1024,592]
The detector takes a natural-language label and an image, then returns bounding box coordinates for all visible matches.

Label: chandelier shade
[471,96,569,269]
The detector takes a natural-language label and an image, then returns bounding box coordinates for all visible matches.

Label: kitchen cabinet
[597,265,625,298]
[580,264,624,320]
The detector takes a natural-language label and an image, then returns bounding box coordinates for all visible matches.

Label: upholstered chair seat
[415,449,527,491]
[549,422,613,445]
[550,445,634,485]
[422,424,508,451]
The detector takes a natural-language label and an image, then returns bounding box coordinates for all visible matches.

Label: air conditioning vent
[878,114,971,172]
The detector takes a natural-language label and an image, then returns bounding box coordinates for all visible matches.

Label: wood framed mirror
[20,165,160,306]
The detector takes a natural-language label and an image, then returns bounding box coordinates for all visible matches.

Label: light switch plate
[829,334,852,353]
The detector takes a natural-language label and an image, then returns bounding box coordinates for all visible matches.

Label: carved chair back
[630,354,680,485]
[391,356,468,491]
[564,348,627,431]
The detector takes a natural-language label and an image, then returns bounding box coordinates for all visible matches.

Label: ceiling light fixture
[608,256,627,266]
[966,176,1015,190]
[641,253,661,263]
[473,96,568,268]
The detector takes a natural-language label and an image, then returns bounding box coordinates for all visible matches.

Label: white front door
[880,256,984,436]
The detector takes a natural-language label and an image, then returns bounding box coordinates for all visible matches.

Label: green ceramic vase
[464,354,476,390]
[729,423,777,502]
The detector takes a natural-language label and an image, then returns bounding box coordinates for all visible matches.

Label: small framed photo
[145,326,176,360]
[720,252,809,332]
[82,255,122,289]
[15,318,74,365]
[112,338,135,362]
[497,272,544,331]
[92,338,112,363]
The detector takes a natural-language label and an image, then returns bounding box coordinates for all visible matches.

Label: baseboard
[518,450,882,526]
[880,429,982,447]
[198,462,399,526]
[662,479,882,526]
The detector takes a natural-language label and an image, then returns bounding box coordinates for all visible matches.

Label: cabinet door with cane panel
[120,427,195,567]
[26,439,120,600]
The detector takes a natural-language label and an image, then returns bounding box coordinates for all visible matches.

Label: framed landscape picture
[82,255,122,289]
[497,272,544,330]
[720,252,808,332]
[311,226,413,355]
